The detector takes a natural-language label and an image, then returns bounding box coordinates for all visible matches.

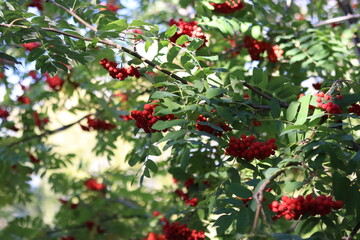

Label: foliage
[0,0,359,239]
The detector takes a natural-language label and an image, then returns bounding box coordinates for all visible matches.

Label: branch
[47,0,188,85]
[343,222,360,240]
[336,0,360,64]
[242,82,290,108]
[6,115,89,148]
[313,14,360,27]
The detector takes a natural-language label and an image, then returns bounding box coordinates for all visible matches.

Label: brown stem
[0,23,188,84]
[242,82,290,108]
[343,222,360,240]
[313,14,360,27]
[6,114,89,148]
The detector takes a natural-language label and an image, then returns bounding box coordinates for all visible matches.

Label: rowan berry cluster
[196,114,231,136]
[60,236,75,240]
[143,232,166,240]
[84,178,106,191]
[33,111,49,128]
[130,103,177,133]
[269,194,343,220]
[0,108,9,119]
[28,0,43,11]
[85,221,105,234]
[225,135,277,161]
[169,19,207,48]
[17,95,31,105]
[161,219,206,240]
[252,120,262,127]
[21,42,40,51]
[315,92,342,114]
[210,0,245,14]
[81,116,116,131]
[45,73,64,91]
[101,0,120,12]
[175,189,198,206]
[243,36,283,62]
[100,58,141,80]
[27,152,40,164]
[348,103,360,116]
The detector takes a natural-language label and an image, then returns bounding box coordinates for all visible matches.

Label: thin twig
[343,222,360,240]
[0,23,188,84]
[6,114,89,148]
[313,14,360,27]
[242,82,290,108]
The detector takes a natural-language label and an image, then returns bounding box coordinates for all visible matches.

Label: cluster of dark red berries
[27,152,40,164]
[143,232,166,240]
[45,73,64,91]
[252,120,261,127]
[348,103,360,116]
[315,92,342,114]
[210,0,245,14]
[84,178,106,191]
[17,95,31,105]
[21,42,40,51]
[243,36,283,62]
[161,218,206,240]
[0,108,9,119]
[81,116,116,131]
[85,220,106,234]
[59,198,78,209]
[196,114,231,136]
[100,58,141,80]
[61,236,75,240]
[33,111,49,129]
[130,103,177,133]
[225,135,277,161]
[169,19,207,48]
[269,194,343,221]
[28,0,43,11]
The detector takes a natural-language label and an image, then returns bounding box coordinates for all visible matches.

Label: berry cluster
[0,108,9,119]
[252,120,261,127]
[81,116,116,131]
[175,189,198,206]
[348,103,360,116]
[45,73,64,91]
[315,92,342,114]
[101,0,120,12]
[28,0,43,11]
[143,232,166,240]
[84,178,106,191]
[243,36,283,62]
[17,95,31,105]
[61,236,75,240]
[269,194,343,220]
[33,111,49,128]
[196,115,231,136]
[161,219,206,240]
[210,0,245,14]
[225,135,277,161]
[21,42,40,51]
[312,82,322,90]
[130,103,177,133]
[169,19,207,48]
[85,221,106,234]
[27,152,40,164]
[100,58,141,80]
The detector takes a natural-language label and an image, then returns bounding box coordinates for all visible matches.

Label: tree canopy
[0,0,360,239]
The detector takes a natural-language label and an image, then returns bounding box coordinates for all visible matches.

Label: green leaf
[271,98,281,118]
[206,88,226,99]
[151,119,187,131]
[286,102,300,121]
[101,19,128,31]
[150,91,177,99]
[176,35,190,45]
[251,25,261,39]
[0,52,21,64]
[167,46,181,63]
[157,130,187,143]
[228,183,253,198]
[165,25,177,38]
[146,160,158,173]
[227,168,240,184]
[27,48,45,62]
[284,181,303,193]
[214,214,235,235]
[289,53,307,63]
[295,94,311,125]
